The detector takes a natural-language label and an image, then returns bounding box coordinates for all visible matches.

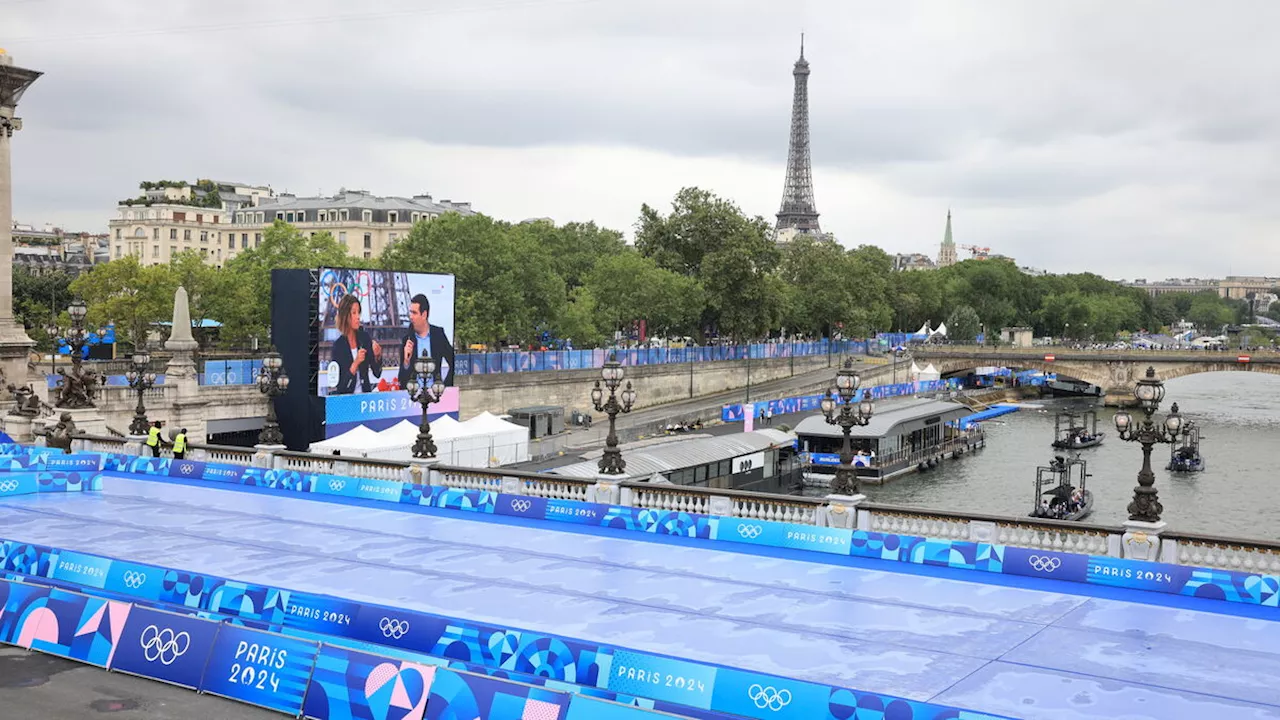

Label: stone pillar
[0,53,40,382]
[821,493,864,529]
[163,286,209,442]
[1121,519,1167,562]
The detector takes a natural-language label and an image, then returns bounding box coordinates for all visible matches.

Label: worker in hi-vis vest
[172,428,188,460]
[146,421,163,458]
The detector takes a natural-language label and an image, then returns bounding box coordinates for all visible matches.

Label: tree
[382,214,565,348]
[13,267,72,350]
[585,250,703,340]
[69,256,174,347]
[946,304,982,344]
[215,221,351,346]
[635,188,779,339]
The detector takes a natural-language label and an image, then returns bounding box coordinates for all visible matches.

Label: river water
[858,373,1280,541]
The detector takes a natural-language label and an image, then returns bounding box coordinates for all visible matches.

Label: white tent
[456,412,530,467]
[931,322,948,337]
[310,425,382,455]
[918,363,941,381]
[912,322,931,339]
[908,361,924,380]
[361,416,463,463]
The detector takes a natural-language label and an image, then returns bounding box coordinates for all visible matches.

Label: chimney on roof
[413,193,433,203]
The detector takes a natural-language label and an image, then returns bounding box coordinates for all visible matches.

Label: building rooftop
[794,399,968,439]
[550,430,795,481]
[249,190,474,218]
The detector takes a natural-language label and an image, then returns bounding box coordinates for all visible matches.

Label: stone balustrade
[55,434,1280,571]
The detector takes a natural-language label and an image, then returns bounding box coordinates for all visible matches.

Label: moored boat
[1030,455,1093,521]
[1051,409,1104,450]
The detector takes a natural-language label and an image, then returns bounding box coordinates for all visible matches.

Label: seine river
[860,373,1280,542]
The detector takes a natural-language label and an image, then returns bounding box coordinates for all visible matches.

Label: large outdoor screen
[316,267,459,437]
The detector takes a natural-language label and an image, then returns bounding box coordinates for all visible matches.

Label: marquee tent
[309,425,382,455]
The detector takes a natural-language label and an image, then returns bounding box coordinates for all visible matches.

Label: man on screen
[398,293,455,387]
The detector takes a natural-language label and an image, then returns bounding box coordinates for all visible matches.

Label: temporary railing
[59,435,1280,570]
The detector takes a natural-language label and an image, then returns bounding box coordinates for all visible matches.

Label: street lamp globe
[590,381,604,407]
[621,382,636,408]
[413,355,436,378]
[404,377,419,396]
[1164,404,1183,435]
[133,350,151,368]
[68,298,87,322]
[1113,409,1132,433]
[602,355,624,386]
[859,398,875,417]
[820,390,835,418]
[277,373,290,391]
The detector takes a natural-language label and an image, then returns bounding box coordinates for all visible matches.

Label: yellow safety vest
[173,433,187,453]
[146,427,160,447]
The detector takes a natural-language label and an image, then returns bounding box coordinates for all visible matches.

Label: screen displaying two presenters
[316,268,459,437]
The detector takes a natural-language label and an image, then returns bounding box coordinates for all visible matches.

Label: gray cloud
[4,0,1280,280]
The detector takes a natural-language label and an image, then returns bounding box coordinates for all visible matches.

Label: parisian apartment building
[107,180,475,267]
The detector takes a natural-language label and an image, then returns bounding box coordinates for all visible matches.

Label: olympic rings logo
[0,479,18,493]
[379,617,410,639]
[123,571,148,589]
[140,625,190,665]
[329,479,346,492]
[176,463,197,476]
[510,499,532,513]
[1028,555,1062,573]
[748,684,792,711]
[737,524,764,539]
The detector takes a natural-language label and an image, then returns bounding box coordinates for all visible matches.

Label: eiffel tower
[775,35,821,236]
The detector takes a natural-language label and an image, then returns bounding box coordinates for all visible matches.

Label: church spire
[937,210,957,267]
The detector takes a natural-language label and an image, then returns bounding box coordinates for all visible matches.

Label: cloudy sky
[5,0,1279,280]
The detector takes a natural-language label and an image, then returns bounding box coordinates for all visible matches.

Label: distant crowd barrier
[454,340,867,376]
[721,379,962,423]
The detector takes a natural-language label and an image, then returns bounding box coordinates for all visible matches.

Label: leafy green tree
[13,267,72,349]
[382,214,565,348]
[946,304,982,344]
[585,250,704,340]
[635,188,779,339]
[69,256,174,347]
[215,221,351,346]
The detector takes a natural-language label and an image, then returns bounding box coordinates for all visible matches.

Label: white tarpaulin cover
[325,413,531,468]
[310,425,381,454]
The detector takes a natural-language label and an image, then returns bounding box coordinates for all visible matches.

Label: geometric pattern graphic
[25,587,132,667]
[304,645,435,720]
[423,668,571,720]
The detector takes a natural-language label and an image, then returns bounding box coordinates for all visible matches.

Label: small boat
[1051,410,1104,450]
[1030,455,1094,521]
[1045,379,1103,398]
[1168,421,1206,472]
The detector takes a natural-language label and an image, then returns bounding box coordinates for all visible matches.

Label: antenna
[800,32,805,58]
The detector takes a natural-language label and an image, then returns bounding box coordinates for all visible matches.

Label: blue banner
[494,493,549,520]
[708,667,832,720]
[304,645,434,720]
[1003,547,1090,584]
[545,498,610,525]
[281,590,361,638]
[45,454,102,472]
[202,463,252,484]
[715,518,853,555]
[168,459,207,481]
[350,604,446,656]
[0,473,38,498]
[199,624,319,715]
[1087,556,1193,594]
[112,606,220,689]
[49,549,114,589]
[607,650,716,709]
[26,588,130,667]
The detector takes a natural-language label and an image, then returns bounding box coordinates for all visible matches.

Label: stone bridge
[911,346,1280,405]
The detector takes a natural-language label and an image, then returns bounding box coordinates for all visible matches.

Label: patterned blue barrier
[83,451,1280,613]
[0,470,103,499]
[455,341,871,377]
[0,540,1006,720]
[721,379,963,423]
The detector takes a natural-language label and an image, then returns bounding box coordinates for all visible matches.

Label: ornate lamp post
[256,348,289,446]
[405,355,446,459]
[125,351,157,436]
[45,297,106,409]
[1113,366,1183,523]
[591,352,636,475]
[820,359,875,495]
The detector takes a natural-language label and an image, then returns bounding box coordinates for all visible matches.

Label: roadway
[2,476,1277,719]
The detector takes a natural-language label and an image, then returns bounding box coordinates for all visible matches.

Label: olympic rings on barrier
[379,617,410,639]
[328,479,346,492]
[140,625,191,665]
[510,499,532,513]
[0,479,18,493]
[737,524,764,539]
[1028,555,1062,572]
[748,683,792,710]
[123,571,148,589]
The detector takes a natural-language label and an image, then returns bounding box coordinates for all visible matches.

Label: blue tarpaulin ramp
[1,475,1277,719]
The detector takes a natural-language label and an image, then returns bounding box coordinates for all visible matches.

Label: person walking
[172,427,188,460]
[765,406,773,426]
[146,421,163,458]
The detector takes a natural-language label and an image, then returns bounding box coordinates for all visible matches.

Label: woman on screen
[330,294,383,394]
